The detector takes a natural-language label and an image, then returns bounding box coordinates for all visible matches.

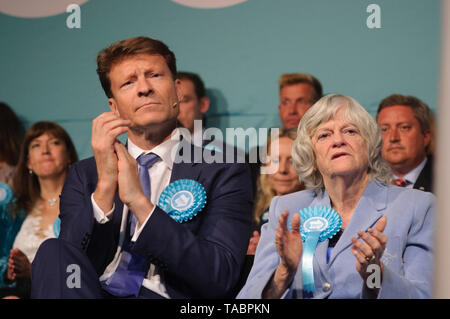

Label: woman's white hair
[291,94,392,194]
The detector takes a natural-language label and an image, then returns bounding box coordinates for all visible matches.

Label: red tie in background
[394,178,408,187]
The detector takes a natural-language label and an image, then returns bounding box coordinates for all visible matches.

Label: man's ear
[108,98,120,117]
[199,97,210,114]
[175,79,183,102]
[423,130,432,148]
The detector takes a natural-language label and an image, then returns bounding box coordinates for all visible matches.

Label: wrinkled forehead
[311,105,356,133]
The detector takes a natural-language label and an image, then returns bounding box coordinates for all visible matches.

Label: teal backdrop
[0,0,441,159]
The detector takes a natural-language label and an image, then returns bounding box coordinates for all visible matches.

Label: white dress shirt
[91,129,181,298]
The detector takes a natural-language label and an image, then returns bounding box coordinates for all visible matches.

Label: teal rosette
[296,206,341,295]
[158,179,206,223]
[0,182,13,206]
[53,217,61,237]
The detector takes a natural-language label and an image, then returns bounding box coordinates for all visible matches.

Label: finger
[93,114,130,138]
[291,212,301,235]
[251,231,260,242]
[368,228,388,246]
[357,231,381,252]
[375,216,387,233]
[351,245,367,265]
[93,112,123,126]
[277,210,289,235]
[275,217,287,250]
[101,118,131,134]
[351,237,373,259]
[105,125,130,140]
[95,122,130,145]
[113,141,129,161]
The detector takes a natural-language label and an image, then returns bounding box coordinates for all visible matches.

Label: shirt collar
[394,157,427,185]
[127,128,181,169]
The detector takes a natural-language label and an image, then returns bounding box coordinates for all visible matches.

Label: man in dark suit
[31,36,252,299]
[376,94,434,192]
[176,72,210,140]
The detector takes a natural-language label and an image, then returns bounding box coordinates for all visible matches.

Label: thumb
[375,216,387,233]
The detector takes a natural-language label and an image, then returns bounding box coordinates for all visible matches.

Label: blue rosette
[0,182,13,206]
[296,206,341,295]
[53,217,61,238]
[158,179,206,223]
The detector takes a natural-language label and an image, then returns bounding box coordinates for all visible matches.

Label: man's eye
[400,125,411,131]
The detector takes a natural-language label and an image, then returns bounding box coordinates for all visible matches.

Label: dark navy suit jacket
[58,141,253,298]
[413,155,433,193]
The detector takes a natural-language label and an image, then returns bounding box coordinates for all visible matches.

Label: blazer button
[322,282,331,292]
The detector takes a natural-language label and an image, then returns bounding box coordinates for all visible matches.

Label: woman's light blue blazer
[237,181,434,299]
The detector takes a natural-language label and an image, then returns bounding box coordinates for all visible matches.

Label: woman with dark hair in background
[2,121,78,298]
[0,103,25,296]
[0,102,24,184]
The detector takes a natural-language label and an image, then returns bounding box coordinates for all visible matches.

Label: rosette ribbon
[0,182,13,206]
[158,179,206,223]
[297,206,341,294]
[53,217,61,237]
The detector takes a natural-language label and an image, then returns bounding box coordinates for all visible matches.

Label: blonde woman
[248,128,304,254]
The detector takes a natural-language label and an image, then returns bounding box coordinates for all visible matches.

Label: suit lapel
[413,156,433,192]
[170,141,200,183]
[328,181,386,266]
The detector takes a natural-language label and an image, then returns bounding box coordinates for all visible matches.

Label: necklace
[42,196,59,207]
[47,198,58,206]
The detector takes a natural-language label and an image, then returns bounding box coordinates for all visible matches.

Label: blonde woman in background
[248,128,304,254]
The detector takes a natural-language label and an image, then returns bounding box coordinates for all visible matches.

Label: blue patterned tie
[130,153,160,235]
[103,152,160,297]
